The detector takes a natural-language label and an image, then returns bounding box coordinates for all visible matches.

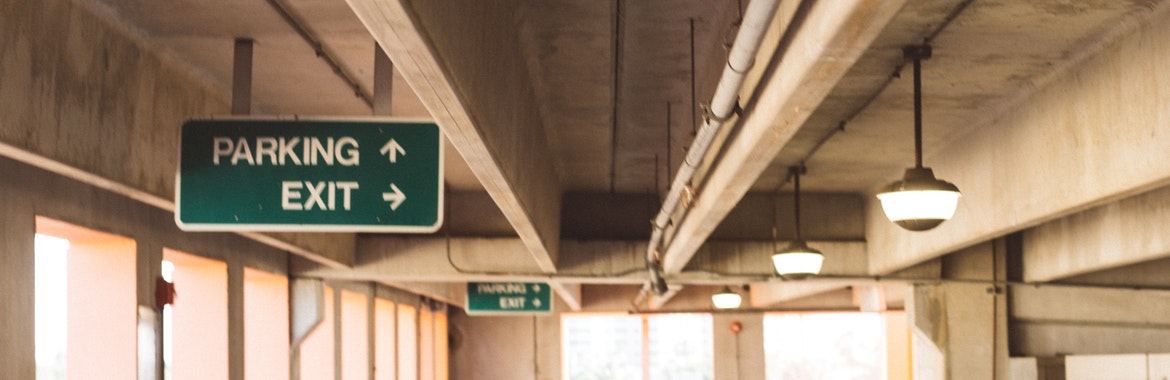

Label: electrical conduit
[645,0,784,295]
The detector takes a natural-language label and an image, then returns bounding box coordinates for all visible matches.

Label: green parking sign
[176,118,442,232]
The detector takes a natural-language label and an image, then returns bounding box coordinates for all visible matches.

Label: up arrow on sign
[175,117,443,233]
[380,139,406,163]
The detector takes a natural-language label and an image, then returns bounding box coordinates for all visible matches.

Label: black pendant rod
[905,45,932,169]
[913,54,923,169]
[791,166,803,242]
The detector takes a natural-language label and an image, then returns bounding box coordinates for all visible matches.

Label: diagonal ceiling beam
[548,281,583,312]
[867,5,1170,275]
[346,0,562,272]
[661,0,907,274]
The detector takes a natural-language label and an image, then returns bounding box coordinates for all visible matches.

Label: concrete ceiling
[75,0,1170,309]
[762,0,1162,193]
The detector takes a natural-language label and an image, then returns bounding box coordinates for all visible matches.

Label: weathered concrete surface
[0,0,223,199]
[1024,183,1170,282]
[347,0,563,273]
[448,299,564,380]
[661,0,907,274]
[0,167,36,379]
[1011,285,1170,356]
[0,0,355,267]
[0,154,291,378]
[869,4,1170,275]
[909,283,1009,380]
[298,236,864,287]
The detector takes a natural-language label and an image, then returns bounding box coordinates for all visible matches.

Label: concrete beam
[648,284,684,311]
[549,282,582,311]
[0,0,355,268]
[385,281,466,308]
[1011,285,1170,356]
[661,0,907,273]
[868,6,1170,274]
[908,283,1009,379]
[685,240,868,278]
[347,0,562,272]
[1012,285,1170,328]
[300,236,864,285]
[1023,184,1170,282]
[749,282,846,308]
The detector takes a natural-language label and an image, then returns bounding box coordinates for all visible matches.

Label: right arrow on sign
[379,139,406,163]
[382,183,406,210]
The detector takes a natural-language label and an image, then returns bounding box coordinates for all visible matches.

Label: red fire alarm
[156,277,176,309]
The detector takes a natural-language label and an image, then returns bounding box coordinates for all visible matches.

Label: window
[433,309,449,380]
[374,298,397,380]
[341,290,370,380]
[163,249,228,380]
[300,286,335,379]
[419,306,435,380]
[294,290,447,380]
[244,268,290,380]
[35,234,69,380]
[764,312,897,380]
[397,304,418,380]
[648,314,714,379]
[35,217,137,380]
[563,313,713,380]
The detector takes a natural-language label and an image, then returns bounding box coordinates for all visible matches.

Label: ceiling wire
[689,18,698,135]
[611,0,625,194]
[666,102,673,191]
[264,0,373,108]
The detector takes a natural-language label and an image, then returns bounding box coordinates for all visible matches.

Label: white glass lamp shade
[876,167,961,231]
[771,241,824,279]
[711,287,742,309]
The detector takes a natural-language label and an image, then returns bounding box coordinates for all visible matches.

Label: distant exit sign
[466,282,552,315]
[175,118,443,232]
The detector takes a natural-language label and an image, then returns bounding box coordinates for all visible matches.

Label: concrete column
[373,43,394,116]
[0,184,36,379]
[228,259,245,380]
[137,239,164,380]
[334,286,343,380]
[909,285,1009,379]
[367,283,377,380]
[449,309,538,380]
[289,278,326,380]
[534,301,564,380]
[712,313,765,380]
[908,241,1009,379]
[232,38,253,115]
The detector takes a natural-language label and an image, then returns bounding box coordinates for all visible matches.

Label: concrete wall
[1010,285,1170,357]
[0,154,287,377]
[1064,353,1170,380]
[0,0,225,199]
[909,282,1009,380]
[0,0,354,267]
[867,3,1170,275]
[448,300,564,380]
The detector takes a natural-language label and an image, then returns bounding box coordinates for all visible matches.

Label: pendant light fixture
[772,166,824,279]
[876,45,961,231]
[711,286,743,309]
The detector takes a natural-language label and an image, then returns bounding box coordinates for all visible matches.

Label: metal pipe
[645,0,785,295]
